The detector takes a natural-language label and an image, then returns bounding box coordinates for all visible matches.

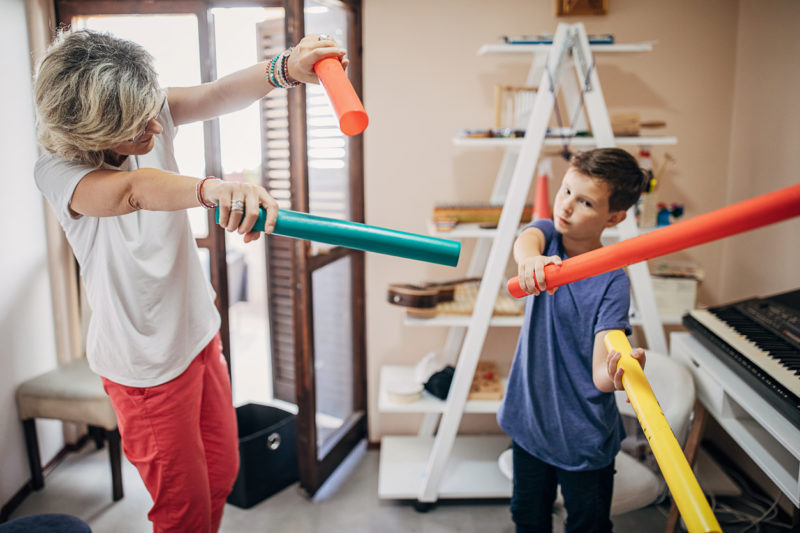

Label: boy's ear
[605,209,627,227]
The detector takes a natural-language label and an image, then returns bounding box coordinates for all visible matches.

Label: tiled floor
[9,441,673,532]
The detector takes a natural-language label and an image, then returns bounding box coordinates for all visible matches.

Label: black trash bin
[227,403,298,509]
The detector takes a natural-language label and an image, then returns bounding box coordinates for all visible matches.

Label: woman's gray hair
[34,29,162,168]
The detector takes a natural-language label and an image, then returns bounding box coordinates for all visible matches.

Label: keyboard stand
[671,332,800,514]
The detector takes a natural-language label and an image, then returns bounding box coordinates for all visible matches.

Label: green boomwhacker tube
[216,207,460,267]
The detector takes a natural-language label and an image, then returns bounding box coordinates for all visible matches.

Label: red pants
[102,334,239,533]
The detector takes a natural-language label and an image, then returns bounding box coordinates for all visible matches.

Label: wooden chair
[16,358,123,501]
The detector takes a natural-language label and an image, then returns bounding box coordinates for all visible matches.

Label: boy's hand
[606,348,646,394]
[517,255,562,295]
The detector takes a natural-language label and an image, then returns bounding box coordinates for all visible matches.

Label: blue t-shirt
[497,219,631,471]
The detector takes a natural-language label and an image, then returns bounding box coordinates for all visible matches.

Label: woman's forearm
[168,62,272,126]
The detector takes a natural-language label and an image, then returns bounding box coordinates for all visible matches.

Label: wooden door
[280,0,367,494]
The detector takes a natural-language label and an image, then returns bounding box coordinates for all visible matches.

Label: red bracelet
[196,176,218,209]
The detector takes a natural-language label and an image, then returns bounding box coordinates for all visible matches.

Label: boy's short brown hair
[570,148,646,212]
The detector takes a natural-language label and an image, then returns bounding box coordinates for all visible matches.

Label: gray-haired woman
[33,28,347,532]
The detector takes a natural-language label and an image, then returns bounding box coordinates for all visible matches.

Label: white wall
[0,0,62,505]
[720,1,800,301]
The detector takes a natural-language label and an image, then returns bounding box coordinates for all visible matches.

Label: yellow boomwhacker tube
[604,331,721,533]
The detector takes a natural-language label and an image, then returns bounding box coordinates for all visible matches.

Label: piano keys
[683,289,800,429]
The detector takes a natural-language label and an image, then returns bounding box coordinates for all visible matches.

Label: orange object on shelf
[314,57,368,136]
[508,183,800,298]
[533,173,552,220]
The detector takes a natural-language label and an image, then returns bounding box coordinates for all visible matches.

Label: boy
[497,148,647,533]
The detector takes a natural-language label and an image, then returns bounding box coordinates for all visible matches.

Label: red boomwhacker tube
[314,57,368,136]
[508,183,800,298]
[533,173,552,220]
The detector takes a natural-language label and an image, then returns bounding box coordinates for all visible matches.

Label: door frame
[285,0,366,494]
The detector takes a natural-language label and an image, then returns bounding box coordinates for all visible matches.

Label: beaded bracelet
[280,50,301,88]
[266,55,281,88]
[265,48,302,89]
[274,53,288,87]
[196,176,219,209]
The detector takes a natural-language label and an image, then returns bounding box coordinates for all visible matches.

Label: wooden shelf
[453,136,678,148]
[426,220,659,240]
[403,309,681,328]
[379,365,506,414]
[378,435,512,500]
[478,42,655,55]
[403,313,523,328]
[426,220,524,239]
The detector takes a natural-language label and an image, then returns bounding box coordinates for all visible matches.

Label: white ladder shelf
[379,23,675,507]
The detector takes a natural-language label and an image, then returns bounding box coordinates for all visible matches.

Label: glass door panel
[311,256,355,457]
[211,6,286,407]
[305,1,350,231]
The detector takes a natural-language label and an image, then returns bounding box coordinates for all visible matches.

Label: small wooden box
[468,361,503,401]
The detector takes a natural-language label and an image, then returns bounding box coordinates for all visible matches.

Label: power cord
[703,467,794,532]
[652,462,794,532]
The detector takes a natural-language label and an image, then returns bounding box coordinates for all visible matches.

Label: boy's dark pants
[511,441,615,533]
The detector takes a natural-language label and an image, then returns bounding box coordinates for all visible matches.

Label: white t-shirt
[35,101,221,387]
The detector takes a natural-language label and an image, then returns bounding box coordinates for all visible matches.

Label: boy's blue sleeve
[594,272,632,335]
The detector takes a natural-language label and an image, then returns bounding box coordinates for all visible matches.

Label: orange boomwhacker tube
[533,173,552,220]
[314,57,368,136]
[508,183,800,298]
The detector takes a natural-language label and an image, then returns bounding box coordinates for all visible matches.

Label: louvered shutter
[257,19,296,403]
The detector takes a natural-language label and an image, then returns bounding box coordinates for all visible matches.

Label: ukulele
[387,278,482,314]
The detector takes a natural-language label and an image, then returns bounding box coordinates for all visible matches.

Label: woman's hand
[517,255,562,295]
[606,348,646,392]
[204,180,279,243]
[287,34,348,84]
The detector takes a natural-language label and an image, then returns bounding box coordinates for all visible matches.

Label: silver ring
[318,33,331,41]
[231,199,245,212]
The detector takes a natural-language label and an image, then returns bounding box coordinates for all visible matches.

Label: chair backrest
[614,350,695,445]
